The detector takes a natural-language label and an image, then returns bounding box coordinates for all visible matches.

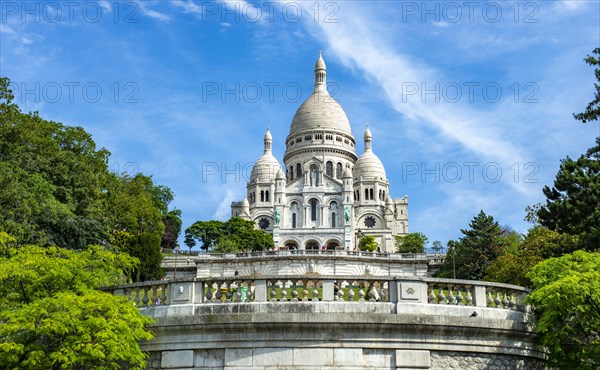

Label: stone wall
[140,303,544,370]
[151,348,545,370]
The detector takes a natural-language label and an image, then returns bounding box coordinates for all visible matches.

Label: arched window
[379,189,382,200]
[365,188,369,200]
[265,190,269,202]
[310,164,319,186]
[260,190,264,202]
[331,212,336,227]
[336,162,343,178]
[370,188,374,200]
[291,202,299,228]
[289,166,294,180]
[383,190,386,200]
[296,163,302,177]
[310,199,318,221]
[326,161,333,177]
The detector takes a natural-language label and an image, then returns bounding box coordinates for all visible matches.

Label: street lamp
[356,228,363,250]
[448,242,456,279]
[173,246,180,279]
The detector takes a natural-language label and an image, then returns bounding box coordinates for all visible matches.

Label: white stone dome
[250,129,282,182]
[289,93,353,136]
[288,53,353,137]
[250,153,281,182]
[353,125,387,180]
[354,151,387,180]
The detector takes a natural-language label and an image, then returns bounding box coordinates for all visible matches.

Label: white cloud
[171,0,203,15]
[213,187,243,220]
[133,0,171,22]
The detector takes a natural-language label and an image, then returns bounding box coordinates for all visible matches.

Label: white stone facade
[231,54,408,252]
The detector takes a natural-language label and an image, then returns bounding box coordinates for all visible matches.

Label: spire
[364,124,372,151]
[314,51,327,93]
[264,128,272,154]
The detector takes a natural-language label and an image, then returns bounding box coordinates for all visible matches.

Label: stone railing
[104,275,528,312]
[178,250,444,261]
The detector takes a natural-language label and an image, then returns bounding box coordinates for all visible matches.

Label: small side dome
[242,197,250,208]
[276,168,285,180]
[354,124,387,180]
[250,128,282,182]
[315,52,326,71]
[385,195,394,206]
[343,167,352,178]
[354,151,387,180]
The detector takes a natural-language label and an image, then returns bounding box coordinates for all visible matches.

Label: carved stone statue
[274,209,280,225]
[344,206,351,224]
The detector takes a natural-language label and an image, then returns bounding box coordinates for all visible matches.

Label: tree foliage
[538,138,600,252]
[573,48,600,123]
[0,77,181,280]
[526,250,600,368]
[395,232,428,253]
[436,211,505,280]
[358,235,378,252]
[185,217,274,253]
[0,235,154,369]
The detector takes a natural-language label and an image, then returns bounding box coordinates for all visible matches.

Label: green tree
[431,240,443,255]
[0,235,154,369]
[573,48,600,123]
[358,235,378,252]
[162,209,182,252]
[526,250,600,368]
[185,218,273,253]
[395,232,428,253]
[436,211,504,280]
[538,138,600,252]
[0,77,178,281]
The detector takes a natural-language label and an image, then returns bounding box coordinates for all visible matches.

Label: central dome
[289,92,353,136]
[288,53,353,138]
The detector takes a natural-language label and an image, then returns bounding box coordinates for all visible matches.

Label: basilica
[231,54,408,252]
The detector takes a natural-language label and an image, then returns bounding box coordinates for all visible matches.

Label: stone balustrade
[164,250,444,263]
[104,275,528,312]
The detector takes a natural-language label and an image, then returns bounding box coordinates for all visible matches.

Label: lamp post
[356,228,363,250]
[174,246,180,279]
[448,241,456,279]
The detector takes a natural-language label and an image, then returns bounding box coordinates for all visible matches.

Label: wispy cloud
[133,0,171,22]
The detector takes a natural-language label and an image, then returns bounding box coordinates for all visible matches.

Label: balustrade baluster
[428,285,436,303]
[455,287,464,306]
[206,282,214,302]
[142,288,150,306]
[281,281,289,302]
[358,282,366,302]
[160,284,167,305]
[269,281,277,302]
[215,282,223,303]
[447,285,456,305]
[312,280,319,302]
[134,288,141,306]
[465,287,473,306]
[151,286,158,306]
[225,282,233,303]
[509,292,517,309]
[437,286,446,304]
[302,279,309,301]
[487,290,494,307]
[291,280,300,302]
[494,291,502,308]
[348,283,356,301]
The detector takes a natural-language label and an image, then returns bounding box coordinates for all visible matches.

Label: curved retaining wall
[107,276,545,370]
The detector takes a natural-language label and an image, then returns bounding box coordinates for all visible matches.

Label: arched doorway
[284,241,298,251]
[326,241,340,250]
[305,240,320,250]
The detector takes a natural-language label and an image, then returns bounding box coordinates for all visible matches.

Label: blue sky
[1,1,599,250]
